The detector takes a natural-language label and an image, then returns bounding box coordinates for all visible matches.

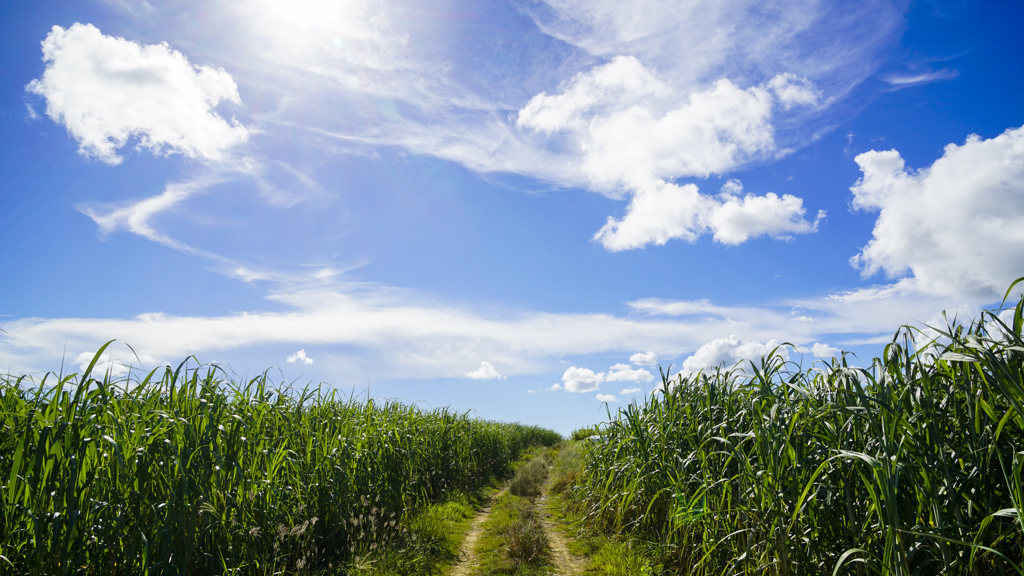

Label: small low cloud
[466,360,506,380]
[630,351,658,365]
[76,351,129,377]
[682,336,786,374]
[286,349,313,364]
[74,348,164,377]
[797,342,840,359]
[596,393,617,402]
[620,386,642,395]
[606,363,653,383]
[561,366,604,393]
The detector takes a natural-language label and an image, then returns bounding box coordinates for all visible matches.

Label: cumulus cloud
[519,61,808,189]
[630,351,658,365]
[561,366,604,393]
[797,342,840,359]
[594,178,822,251]
[286,349,313,364]
[74,347,165,378]
[682,336,786,374]
[710,180,825,245]
[75,351,129,377]
[514,58,825,250]
[606,363,654,383]
[620,386,642,395]
[26,23,247,165]
[850,125,1024,300]
[466,361,506,380]
[596,393,617,402]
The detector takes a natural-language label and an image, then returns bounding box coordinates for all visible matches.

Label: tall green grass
[568,294,1024,575]
[0,351,560,575]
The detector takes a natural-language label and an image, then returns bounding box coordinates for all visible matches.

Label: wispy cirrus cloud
[883,68,958,88]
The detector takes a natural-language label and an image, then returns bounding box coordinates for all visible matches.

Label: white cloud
[682,336,787,374]
[620,386,642,395]
[606,364,654,383]
[850,125,1024,300]
[80,177,223,254]
[26,23,247,165]
[561,366,604,393]
[528,0,904,95]
[75,351,129,377]
[596,393,617,402]
[515,58,827,251]
[73,347,165,378]
[768,73,823,110]
[630,351,658,365]
[709,180,825,245]
[0,277,975,381]
[519,63,805,190]
[286,349,313,364]
[797,342,840,359]
[591,177,822,251]
[883,68,958,88]
[466,361,506,380]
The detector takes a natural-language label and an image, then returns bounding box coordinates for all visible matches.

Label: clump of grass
[502,499,549,567]
[550,441,586,495]
[0,352,561,575]
[510,456,549,497]
[571,426,600,441]
[347,492,479,575]
[568,288,1024,575]
[474,492,551,575]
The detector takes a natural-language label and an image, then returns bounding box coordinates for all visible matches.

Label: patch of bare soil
[537,480,586,575]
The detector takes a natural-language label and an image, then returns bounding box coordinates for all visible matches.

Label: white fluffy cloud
[596,393,617,402]
[518,61,815,189]
[560,366,604,393]
[620,386,642,395]
[286,349,313,364]
[630,351,658,365]
[75,351,129,377]
[796,342,841,359]
[74,347,165,378]
[682,336,787,374]
[26,23,247,165]
[850,125,1024,300]
[594,178,823,251]
[606,363,654,383]
[466,361,506,380]
[709,180,825,245]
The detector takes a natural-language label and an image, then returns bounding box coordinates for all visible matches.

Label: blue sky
[1,0,1023,435]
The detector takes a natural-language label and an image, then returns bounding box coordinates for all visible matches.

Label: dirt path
[449,468,585,576]
[537,481,586,575]
[449,488,506,576]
